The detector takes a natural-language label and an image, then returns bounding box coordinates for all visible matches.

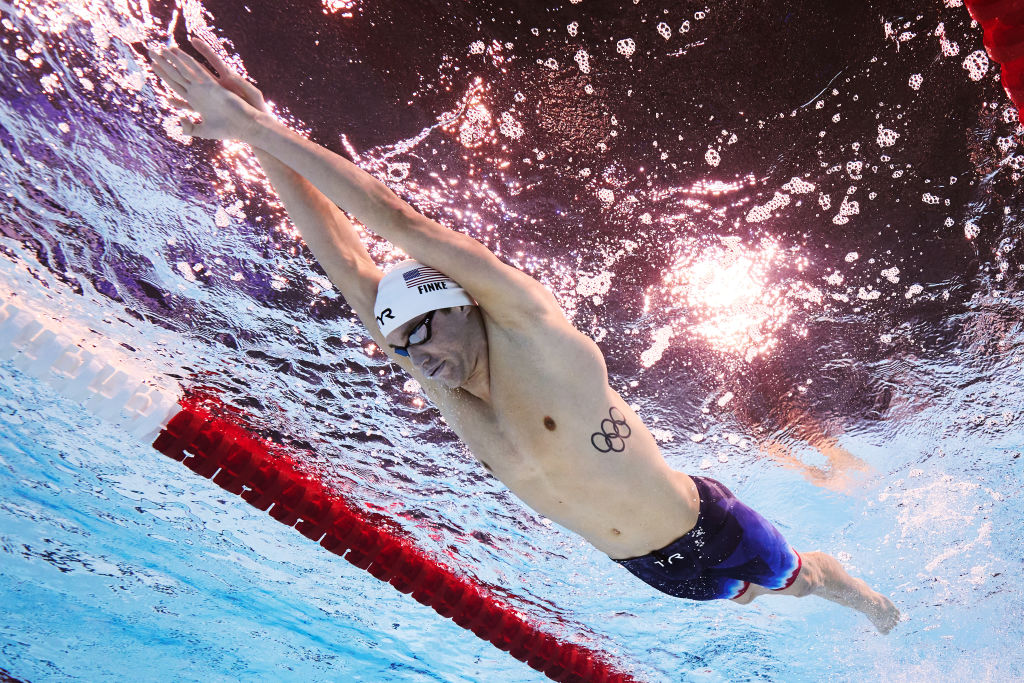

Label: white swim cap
[373,259,476,338]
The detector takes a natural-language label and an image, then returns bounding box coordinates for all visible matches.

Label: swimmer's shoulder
[486,302,608,381]
[479,269,568,329]
[477,266,608,374]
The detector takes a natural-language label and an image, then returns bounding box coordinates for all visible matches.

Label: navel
[543,416,557,431]
[611,528,621,536]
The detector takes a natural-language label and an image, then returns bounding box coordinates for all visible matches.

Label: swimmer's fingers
[161,48,199,84]
[165,47,215,86]
[151,51,187,91]
[159,49,201,88]
[151,59,190,102]
[167,96,190,109]
[151,46,260,140]
[189,37,233,79]
[189,36,268,112]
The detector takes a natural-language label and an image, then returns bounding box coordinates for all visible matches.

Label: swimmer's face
[384,306,487,388]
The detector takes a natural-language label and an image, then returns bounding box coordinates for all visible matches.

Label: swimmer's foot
[842,579,900,635]
[865,592,901,635]
[806,552,900,634]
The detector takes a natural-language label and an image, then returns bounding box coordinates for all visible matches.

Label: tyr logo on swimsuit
[591,406,631,453]
[653,553,685,568]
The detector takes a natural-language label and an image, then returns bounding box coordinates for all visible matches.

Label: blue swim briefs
[613,476,802,601]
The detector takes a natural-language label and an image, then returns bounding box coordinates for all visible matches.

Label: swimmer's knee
[732,590,756,605]
[731,582,764,604]
[787,572,817,597]
[785,551,823,597]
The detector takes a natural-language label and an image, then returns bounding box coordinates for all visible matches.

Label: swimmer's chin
[417,362,461,388]
[434,372,466,389]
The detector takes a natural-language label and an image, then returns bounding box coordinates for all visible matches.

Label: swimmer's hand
[150,44,262,141]
[185,37,269,113]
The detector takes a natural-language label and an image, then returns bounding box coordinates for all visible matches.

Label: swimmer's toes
[870,597,900,635]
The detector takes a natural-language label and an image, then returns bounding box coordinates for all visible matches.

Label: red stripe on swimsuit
[773,550,803,592]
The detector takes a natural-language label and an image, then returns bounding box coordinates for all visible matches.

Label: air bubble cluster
[963,50,989,81]
[877,125,900,147]
[746,192,790,223]
[574,49,590,74]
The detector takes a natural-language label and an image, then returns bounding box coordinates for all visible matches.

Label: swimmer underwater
[150,38,900,634]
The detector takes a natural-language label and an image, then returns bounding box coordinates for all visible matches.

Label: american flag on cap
[402,265,450,288]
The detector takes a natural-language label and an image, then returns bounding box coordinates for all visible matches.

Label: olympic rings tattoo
[591,407,631,453]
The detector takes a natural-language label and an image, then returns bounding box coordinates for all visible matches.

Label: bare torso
[421,307,700,559]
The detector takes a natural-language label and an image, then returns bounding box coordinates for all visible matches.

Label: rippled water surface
[1,0,1023,681]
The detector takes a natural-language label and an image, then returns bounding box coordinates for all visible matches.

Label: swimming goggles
[391,310,436,357]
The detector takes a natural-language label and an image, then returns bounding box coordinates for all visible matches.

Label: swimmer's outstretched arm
[152,40,407,363]
[150,45,554,321]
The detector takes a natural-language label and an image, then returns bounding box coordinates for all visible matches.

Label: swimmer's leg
[732,550,900,635]
[759,437,869,493]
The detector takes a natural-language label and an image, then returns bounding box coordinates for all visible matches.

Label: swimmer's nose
[408,345,437,368]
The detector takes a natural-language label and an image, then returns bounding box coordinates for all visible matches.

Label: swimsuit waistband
[610,475,713,563]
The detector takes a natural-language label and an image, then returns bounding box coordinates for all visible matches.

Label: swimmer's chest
[479,320,660,483]
[444,324,678,546]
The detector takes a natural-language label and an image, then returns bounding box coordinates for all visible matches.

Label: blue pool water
[2,1,1023,681]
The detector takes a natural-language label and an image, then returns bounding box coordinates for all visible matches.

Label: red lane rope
[151,391,640,683]
[965,0,1024,118]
